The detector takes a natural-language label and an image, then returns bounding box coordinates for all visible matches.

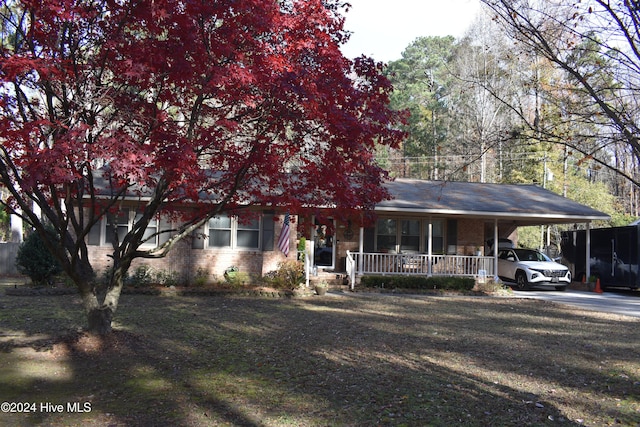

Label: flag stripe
[278,213,290,256]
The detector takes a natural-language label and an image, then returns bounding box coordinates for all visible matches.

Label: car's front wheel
[515,271,529,290]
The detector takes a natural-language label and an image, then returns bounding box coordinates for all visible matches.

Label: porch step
[309,270,348,288]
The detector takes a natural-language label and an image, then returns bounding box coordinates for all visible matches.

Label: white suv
[498,248,571,290]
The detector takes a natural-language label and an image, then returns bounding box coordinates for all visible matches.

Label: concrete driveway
[511,289,640,318]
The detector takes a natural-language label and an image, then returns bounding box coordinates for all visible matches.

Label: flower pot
[315,285,327,296]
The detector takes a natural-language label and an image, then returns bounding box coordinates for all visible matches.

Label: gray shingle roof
[378,179,609,224]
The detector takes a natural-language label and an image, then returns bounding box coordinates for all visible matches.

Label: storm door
[313,218,335,269]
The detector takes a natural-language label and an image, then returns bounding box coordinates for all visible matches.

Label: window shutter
[88,219,101,246]
[447,219,457,247]
[262,213,274,251]
[364,227,375,252]
[158,217,172,245]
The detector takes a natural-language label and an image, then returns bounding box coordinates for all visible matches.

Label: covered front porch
[343,216,503,287]
[329,180,610,289]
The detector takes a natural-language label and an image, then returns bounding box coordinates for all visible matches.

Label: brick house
[84,178,609,286]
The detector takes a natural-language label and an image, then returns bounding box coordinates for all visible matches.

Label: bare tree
[481,0,640,189]
[450,14,523,183]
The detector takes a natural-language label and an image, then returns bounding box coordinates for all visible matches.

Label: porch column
[10,210,22,243]
[358,225,364,276]
[585,222,591,280]
[33,201,41,220]
[427,219,432,276]
[493,219,499,280]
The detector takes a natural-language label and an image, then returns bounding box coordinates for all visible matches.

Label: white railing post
[358,226,364,277]
[346,250,356,290]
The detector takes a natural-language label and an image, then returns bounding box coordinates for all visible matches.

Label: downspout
[356,226,364,291]
[427,219,433,276]
[358,225,364,277]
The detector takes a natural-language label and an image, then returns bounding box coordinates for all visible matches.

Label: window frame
[207,215,233,248]
[400,219,421,253]
[205,214,263,251]
[375,218,398,253]
[98,208,161,248]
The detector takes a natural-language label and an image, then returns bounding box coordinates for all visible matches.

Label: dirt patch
[47,330,147,358]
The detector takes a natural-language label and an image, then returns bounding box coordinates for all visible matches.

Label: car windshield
[514,249,550,262]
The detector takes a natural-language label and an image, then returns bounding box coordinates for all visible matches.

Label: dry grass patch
[0,292,639,426]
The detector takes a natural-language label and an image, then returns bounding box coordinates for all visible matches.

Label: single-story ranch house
[85,179,609,287]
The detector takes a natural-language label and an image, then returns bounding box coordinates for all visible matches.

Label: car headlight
[530,268,548,277]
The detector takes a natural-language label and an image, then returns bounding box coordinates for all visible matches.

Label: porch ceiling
[377,179,610,227]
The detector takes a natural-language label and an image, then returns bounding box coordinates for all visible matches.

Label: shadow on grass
[0,293,639,426]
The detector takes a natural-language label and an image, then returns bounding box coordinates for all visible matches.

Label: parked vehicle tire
[515,271,529,290]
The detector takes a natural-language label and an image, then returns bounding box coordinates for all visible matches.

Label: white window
[236,217,260,249]
[105,210,130,245]
[95,208,160,247]
[400,220,420,252]
[376,218,397,252]
[208,215,232,248]
[430,219,444,254]
[136,211,158,245]
[206,215,261,250]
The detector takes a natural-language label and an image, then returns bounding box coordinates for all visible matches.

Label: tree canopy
[0,0,405,333]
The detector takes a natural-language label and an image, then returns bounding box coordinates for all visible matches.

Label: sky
[340,0,482,63]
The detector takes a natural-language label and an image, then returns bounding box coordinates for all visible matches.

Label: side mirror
[507,256,515,262]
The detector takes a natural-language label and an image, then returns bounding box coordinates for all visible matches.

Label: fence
[0,242,20,276]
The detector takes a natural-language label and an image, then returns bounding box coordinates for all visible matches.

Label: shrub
[223,266,250,287]
[193,267,210,287]
[473,277,511,294]
[264,260,305,290]
[101,266,178,288]
[154,269,179,287]
[126,265,154,288]
[359,275,475,291]
[16,228,63,286]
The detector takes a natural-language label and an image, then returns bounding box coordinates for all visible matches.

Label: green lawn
[1,291,639,426]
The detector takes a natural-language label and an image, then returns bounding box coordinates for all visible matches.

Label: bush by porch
[359,275,476,291]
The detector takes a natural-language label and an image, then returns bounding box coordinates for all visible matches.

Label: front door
[313,218,335,269]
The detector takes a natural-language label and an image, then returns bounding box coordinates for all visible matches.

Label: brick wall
[88,213,296,284]
[456,218,486,255]
[335,219,359,271]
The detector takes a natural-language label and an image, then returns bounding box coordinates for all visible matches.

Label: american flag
[278,212,291,256]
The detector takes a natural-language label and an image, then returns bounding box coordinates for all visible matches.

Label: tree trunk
[79,269,125,335]
[87,304,115,335]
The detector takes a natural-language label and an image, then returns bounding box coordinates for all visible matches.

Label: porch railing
[345,251,495,289]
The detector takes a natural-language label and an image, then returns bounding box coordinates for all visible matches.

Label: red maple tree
[0,0,405,333]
